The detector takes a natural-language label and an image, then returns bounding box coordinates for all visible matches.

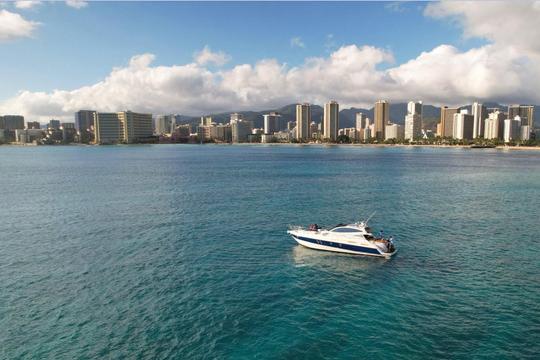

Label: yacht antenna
[364,211,376,225]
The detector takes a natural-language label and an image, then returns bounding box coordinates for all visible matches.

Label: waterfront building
[385,123,403,141]
[94,111,153,144]
[484,111,506,140]
[452,109,474,140]
[231,116,252,143]
[94,113,123,144]
[48,119,61,130]
[296,103,311,140]
[363,126,372,141]
[200,116,213,127]
[198,125,213,142]
[504,117,521,142]
[309,121,319,139]
[287,121,296,132]
[75,110,96,132]
[214,124,232,142]
[438,106,459,137]
[374,100,390,140]
[14,129,44,143]
[230,113,243,122]
[521,126,531,141]
[0,115,25,130]
[355,112,369,131]
[263,112,281,135]
[155,115,173,135]
[472,102,487,138]
[323,100,339,141]
[508,104,534,128]
[404,101,422,140]
[273,131,291,142]
[407,101,422,116]
[422,129,435,139]
[339,127,357,141]
[172,124,191,141]
[61,124,77,143]
[119,111,153,143]
[26,121,40,130]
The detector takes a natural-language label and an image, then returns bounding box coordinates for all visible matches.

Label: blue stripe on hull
[292,235,382,255]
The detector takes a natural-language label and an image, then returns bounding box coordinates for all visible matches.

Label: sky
[1,0,540,121]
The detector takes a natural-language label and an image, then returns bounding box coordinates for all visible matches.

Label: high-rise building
[323,100,339,141]
[214,124,232,142]
[263,112,281,135]
[385,123,403,141]
[484,111,506,140]
[61,122,75,129]
[230,113,252,143]
[309,121,319,138]
[200,116,213,127]
[407,101,422,116]
[231,120,252,143]
[94,113,123,144]
[374,100,389,140]
[287,121,296,132]
[296,103,311,140]
[119,111,153,143]
[521,126,531,141]
[504,117,522,142]
[26,121,40,130]
[155,115,173,135]
[508,105,534,128]
[404,101,422,140]
[452,109,474,140]
[230,113,243,122]
[94,111,152,144]
[0,115,25,130]
[355,113,369,130]
[472,102,487,138]
[75,110,96,132]
[438,106,459,137]
[48,119,61,130]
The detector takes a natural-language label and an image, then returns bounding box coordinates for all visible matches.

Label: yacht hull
[291,234,395,258]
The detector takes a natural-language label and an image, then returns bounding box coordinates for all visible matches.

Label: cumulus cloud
[193,46,231,66]
[15,1,42,9]
[65,0,87,9]
[290,37,305,48]
[2,1,540,121]
[425,1,540,54]
[0,9,39,41]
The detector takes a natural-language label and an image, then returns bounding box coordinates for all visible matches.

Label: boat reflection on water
[291,245,387,275]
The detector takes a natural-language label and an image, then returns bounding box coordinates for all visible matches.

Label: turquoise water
[1,145,539,359]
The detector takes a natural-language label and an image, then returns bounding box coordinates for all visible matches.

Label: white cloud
[15,1,42,9]
[0,9,39,41]
[424,1,540,54]
[193,45,231,66]
[2,1,540,121]
[290,37,305,49]
[65,0,87,9]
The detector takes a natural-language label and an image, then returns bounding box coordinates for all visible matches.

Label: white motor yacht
[287,219,397,259]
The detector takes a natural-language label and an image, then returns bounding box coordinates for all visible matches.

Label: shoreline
[1,142,540,150]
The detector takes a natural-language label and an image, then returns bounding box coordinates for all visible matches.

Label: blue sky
[0,1,484,99]
[1,1,538,120]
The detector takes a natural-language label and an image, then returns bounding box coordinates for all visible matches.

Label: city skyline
[1,1,540,122]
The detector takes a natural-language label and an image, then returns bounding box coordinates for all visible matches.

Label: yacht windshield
[331,227,362,233]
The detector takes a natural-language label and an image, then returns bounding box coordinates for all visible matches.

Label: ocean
[1,144,539,359]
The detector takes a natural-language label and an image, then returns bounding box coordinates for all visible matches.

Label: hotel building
[296,103,311,140]
[323,100,339,141]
